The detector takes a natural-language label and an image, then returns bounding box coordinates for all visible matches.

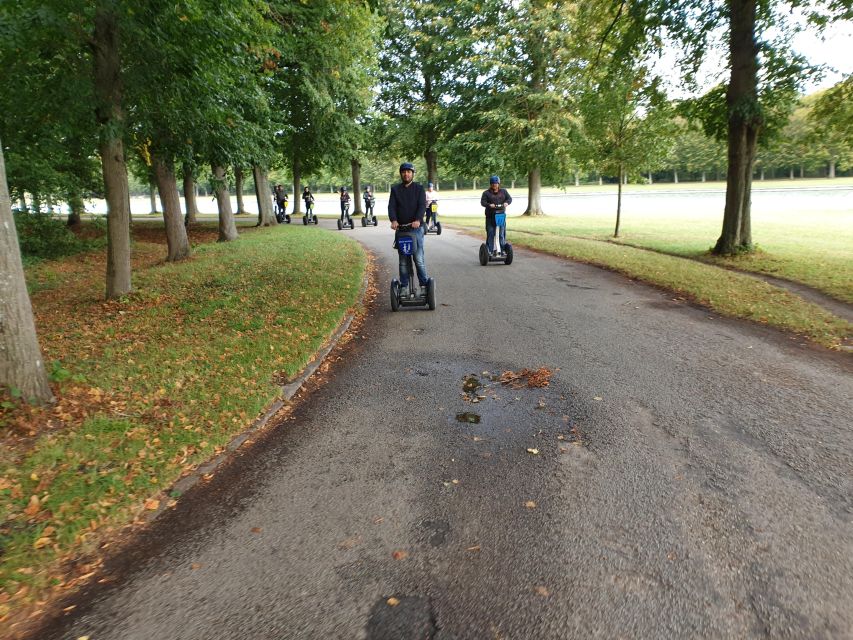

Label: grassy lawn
[446,204,853,306]
[0,223,365,619]
[447,217,852,349]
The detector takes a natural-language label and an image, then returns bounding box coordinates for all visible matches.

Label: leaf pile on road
[498,367,553,389]
[0,223,365,623]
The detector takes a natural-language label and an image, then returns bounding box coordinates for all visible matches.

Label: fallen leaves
[534,586,550,597]
[392,550,408,561]
[143,498,160,511]
[499,367,554,389]
[526,448,539,455]
[524,501,537,509]
[387,597,400,607]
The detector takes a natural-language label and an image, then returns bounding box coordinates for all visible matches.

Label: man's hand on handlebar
[412,220,421,229]
[391,221,399,230]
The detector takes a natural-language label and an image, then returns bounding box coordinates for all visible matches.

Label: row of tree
[2,0,852,402]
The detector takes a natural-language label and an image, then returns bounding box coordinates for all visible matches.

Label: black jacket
[480,188,512,221]
[388,181,426,226]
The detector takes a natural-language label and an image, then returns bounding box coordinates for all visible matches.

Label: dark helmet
[428,182,434,188]
[399,162,415,173]
[366,185,372,191]
[490,175,500,184]
[340,186,347,192]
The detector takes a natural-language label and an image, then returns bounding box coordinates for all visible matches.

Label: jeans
[486,216,506,253]
[398,227,429,287]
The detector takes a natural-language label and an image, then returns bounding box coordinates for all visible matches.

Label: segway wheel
[337,219,343,230]
[361,217,366,227]
[504,244,513,265]
[302,215,308,225]
[373,217,378,227]
[427,278,436,311]
[390,280,400,312]
[479,244,488,266]
[285,215,291,224]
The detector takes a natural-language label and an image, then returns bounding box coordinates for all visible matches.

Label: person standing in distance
[425,182,439,230]
[389,162,431,295]
[480,175,512,256]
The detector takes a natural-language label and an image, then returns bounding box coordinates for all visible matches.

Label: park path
[32,222,853,639]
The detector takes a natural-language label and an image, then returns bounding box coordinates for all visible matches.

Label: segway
[479,207,513,265]
[390,223,436,311]
[424,200,442,235]
[275,196,290,224]
[302,200,318,225]
[337,201,355,230]
[361,200,379,227]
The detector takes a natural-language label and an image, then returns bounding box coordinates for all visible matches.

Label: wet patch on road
[455,412,481,424]
[365,595,436,639]
[419,519,451,547]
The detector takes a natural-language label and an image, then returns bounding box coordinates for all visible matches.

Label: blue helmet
[428,182,434,188]
[399,162,415,173]
[490,175,500,184]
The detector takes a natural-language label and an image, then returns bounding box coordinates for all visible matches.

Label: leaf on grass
[143,498,160,510]
[33,537,52,549]
[24,495,41,517]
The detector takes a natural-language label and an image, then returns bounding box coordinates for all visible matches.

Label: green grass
[0,225,365,615]
[448,220,851,349]
[447,205,853,305]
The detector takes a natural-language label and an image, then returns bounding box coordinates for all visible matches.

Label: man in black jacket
[480,175,512,256]
[388,162,430,294]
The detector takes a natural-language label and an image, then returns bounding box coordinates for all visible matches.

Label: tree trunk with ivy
[212,164,238,241]
[714,0,760,255]
[0,142,54,404]
[92,3,132,298]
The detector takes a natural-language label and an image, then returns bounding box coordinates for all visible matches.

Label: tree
[577,65,672,236]
[377,0,479,186]
[450,0,582,215]
[0,140,53,404]
[809,79,853,178]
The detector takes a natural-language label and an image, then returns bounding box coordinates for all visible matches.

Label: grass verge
[449,221,851,349]
[0,223,366,620]
[446,212,853,304]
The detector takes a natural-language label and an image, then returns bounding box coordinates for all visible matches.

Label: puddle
[456,412,481,424]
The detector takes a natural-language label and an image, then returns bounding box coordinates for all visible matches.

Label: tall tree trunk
[574,171,580,187]
[211,164,238,241]
[738,125,757,249]
[789,167,794,179]
[714,0,760,256]
[253,165,276,226]
[292,158,302,215]
[92,4,131,298]
[182,163,199,225]
[799,165,804,178]
[32,193,41,214]
[67,192,84,227]
[0,142,54,404]
[648,171,653,184]
[614,164,623,238]
[453,180,457,190]
[829,159,836,178]
[473,178,477,190]
[18,195,27,211]
[673,169,679,184]
[234,166,246,215]
[425,149,438,188]
[148,181,158,214]
[511,180,515,189]
[523,166,544,216]
[759,169,764,180]
[598,175,603,186]
[702,171,707,182]
[351,158,363,215]
[153,154,190,261]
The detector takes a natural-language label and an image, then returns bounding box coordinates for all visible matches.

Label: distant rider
[339,186,351,221]
[389,162,430,296]
[480,175,512,256]
[302,186,315,215]
[363,185,376,219]
[425,182,439,229]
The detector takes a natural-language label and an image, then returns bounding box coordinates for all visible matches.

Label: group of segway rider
[272,163,513,312]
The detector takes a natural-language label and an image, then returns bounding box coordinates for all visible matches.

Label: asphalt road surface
[34,220,853,640]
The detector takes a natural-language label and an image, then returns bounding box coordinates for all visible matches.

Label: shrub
[12,211,102,261]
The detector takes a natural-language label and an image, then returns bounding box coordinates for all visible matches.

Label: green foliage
[12,211,103,261]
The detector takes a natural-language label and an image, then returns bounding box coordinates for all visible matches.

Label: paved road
[34,222,853,639]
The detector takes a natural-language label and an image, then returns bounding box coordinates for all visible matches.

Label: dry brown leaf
[33,537,52,549]
[466,545,481,552]
[392,550,408,561]
[190,563,202,570]
[24,495,41,517]
[526,448,539,455]
[143,498,160,511]
[387,597,400,607]
[535,586,550,597]
[524,501,537,509]
[251,527,262,534]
